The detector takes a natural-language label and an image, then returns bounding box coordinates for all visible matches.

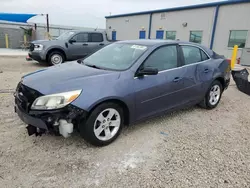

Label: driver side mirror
[69,39,76,44]
[137,67,158,77]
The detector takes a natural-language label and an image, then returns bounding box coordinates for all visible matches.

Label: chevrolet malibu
[15,40,230,146]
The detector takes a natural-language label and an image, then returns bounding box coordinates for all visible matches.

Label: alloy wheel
[94,108,121,141]
[209,85,221,105]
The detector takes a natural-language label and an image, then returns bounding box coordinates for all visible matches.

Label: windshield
[83,43,148,70]
[56,31,76,40]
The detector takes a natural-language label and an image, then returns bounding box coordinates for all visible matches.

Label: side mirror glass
[137,67,158,77]
[69,39,76,44]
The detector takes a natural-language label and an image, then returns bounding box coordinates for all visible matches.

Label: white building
[105,0,250,58]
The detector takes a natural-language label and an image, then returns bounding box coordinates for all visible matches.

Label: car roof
[72,30,104,33]
[117,39,177,46]
[117,39,214,57]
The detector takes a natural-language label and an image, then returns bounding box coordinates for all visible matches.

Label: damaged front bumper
[15,103,87,137]
[14,83,87,137]
[15,105,48,135]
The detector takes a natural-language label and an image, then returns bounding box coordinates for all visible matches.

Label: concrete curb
[0,55,27,58]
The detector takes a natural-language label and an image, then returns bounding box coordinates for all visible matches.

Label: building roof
[105,0,250,19]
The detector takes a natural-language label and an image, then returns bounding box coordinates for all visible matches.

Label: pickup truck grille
[29,43,34,52]
[15,83,42,112]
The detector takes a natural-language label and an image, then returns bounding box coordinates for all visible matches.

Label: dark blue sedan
[15,40,231,146]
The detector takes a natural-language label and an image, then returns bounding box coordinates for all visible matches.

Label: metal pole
[5,34,9,48]
[46,14,49,33]
[231,45,238,69]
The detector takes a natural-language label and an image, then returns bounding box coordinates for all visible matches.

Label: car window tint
[181,46,202,65]
[72,33,88,42]
[90,33,103,42]
[200,49,209,61]
[143,45,177,71]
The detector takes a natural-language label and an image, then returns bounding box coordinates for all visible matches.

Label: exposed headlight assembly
[34,44,44,51]
[31,90,82,110]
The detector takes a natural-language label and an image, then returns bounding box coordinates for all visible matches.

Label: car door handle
[99,43,104,46]
[82,43,88,46]
[173,77,182,82]
[204,69,209,73]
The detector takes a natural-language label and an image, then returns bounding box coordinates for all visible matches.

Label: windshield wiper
[78,59,104,70]
[84,63,102,69]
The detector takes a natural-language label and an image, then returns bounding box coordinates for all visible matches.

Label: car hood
[31,39,64,46]
[32,39,52,44]
[22,61,121,95]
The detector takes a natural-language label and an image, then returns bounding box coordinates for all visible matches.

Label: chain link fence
[0,31,6,48]
[0,27,24,49]
[0,22,104,49]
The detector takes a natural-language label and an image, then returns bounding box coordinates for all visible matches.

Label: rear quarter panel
[196,58,229,98]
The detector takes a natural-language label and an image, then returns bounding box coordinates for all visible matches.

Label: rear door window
[72,33,89,42]
[201,50,209,61]
[181,46,202,65]
[90,33,103,42]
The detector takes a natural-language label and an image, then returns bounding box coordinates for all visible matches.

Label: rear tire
[199,80,222,109]
[80,102,124,146]
[48,51,65,66]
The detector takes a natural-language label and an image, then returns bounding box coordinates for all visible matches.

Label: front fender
[44,45,67,58]
[86,96,128,112]
[71,72,136,124]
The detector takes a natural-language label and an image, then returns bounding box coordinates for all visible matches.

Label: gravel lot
[0,57,250,188]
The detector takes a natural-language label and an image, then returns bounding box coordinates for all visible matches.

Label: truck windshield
[83,43,148,70]
[56,31,76,40]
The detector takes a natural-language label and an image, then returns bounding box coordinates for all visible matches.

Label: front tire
[48,51,65,66]
[80,102,124,146]
[199,80,223,109]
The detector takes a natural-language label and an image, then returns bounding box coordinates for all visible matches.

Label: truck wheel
[48,51,65,66]
[80,102,124,146]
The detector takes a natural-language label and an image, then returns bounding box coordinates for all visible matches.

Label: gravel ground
[0,57,250,188]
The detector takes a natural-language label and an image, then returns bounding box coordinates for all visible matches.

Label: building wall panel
[106,15,150,40]
[150,7,215,47]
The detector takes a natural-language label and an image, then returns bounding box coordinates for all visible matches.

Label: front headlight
[34,44,44,51]
[31,90,82,110]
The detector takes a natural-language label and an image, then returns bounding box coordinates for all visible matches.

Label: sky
[0,0,222,29]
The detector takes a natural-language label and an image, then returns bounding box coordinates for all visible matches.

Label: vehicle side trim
[141,84,199,104]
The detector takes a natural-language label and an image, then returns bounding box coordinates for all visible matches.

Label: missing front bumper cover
[16,103,87,137]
